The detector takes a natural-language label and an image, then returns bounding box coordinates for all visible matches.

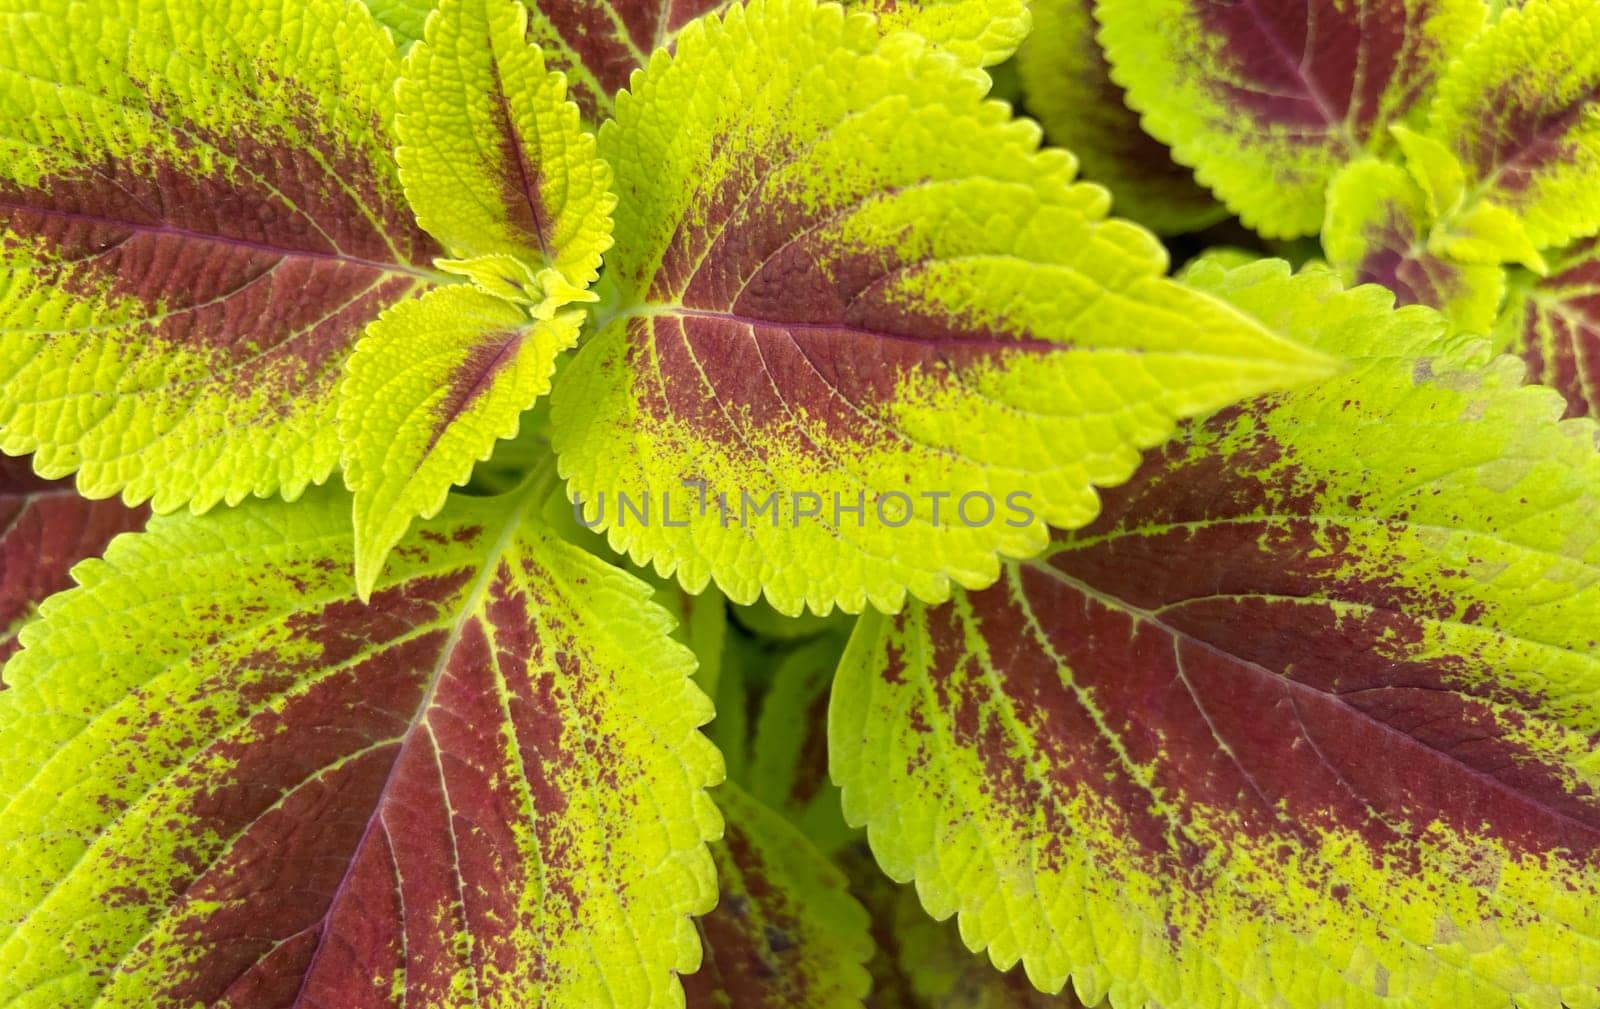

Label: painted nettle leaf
[8,0,1600,1006]
[686,783,873,1009]
[0,0,440,513]
[512,0,1029,123]
[1322,158,1508,333]
[1498,239,1600,419]
[0,480,722,1008]
[833,260,1600,1008]
[0,454,146,670]
[553,0,1335,616]
[341,0,616,598]
[1096,0,1485,238]
[1016,0,1225,235]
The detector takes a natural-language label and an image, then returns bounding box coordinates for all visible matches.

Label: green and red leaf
[343,0,616,597]
[0,483,722,1008]
[552,0,1335,616]
[1323,159,1506,332]
[0,0,440,513]
[832,262,1600,1008]
[1017,0,1224,235]
[0,455,146,672]
[522,0,1027,122]
[686,784,873,1009]
[1496,238,1600,418]
[1424,0,1600,253]
[1097,0,1485,237]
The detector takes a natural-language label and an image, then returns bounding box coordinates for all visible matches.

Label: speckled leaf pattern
[552,0,1335,616]
[0,455,146,673]
[1496,238,1600,418]
[1425,0,1600,253]
[343,0,614,598]
[1097,0,1485,237]
[1323,159,1506,332]
[0,0,440,513]
[520,0,1028,121]
[832,261,1600,1009]
[1017,0,1224,235]
[685,783,873,1009]
[0,485,722,1009]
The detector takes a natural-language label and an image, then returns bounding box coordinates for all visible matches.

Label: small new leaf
[340,287,583,599]
[1097,0,1484,237]
[1323,160,1506,332]
[343,0,615,595]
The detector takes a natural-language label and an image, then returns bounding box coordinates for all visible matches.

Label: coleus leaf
[551,0,1336,616]
[832,261,1600,1008]
[0,482,721,1008]
[685,783,873,1009]
[0,455,146,673]
[1096,0,1485,238]
[523,0,1028,122]
[340,289,585,598]
[1496,238,1600,418]
[0,0,439,513]
[341,0,616,598]
[1323,159,1507,332]
[1016,0,1224,235]
[1424,0,1600,253]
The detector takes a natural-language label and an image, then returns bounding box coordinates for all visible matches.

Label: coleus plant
[0,1,1597,1009]
[1063,0,1600,419]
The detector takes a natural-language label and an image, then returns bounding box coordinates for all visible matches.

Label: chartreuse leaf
[846,0,1029,70]
[361,0,437,44]
[0,482,721,1008]
[833,260,1600,1008]
[394,0,614,279]
[552,0,1336,616]
[0,455,145,674]
[340,289,584,599]
[519,0,1027,121]
[0,0,440,513]
[1323,159,1506,332]
[685,783,873,1009]
[1017,0,1224,235]
[1097,0,1484,238]
[341,0,615,599]
[1496,238,1600,419]
[1425,0,1600,253]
